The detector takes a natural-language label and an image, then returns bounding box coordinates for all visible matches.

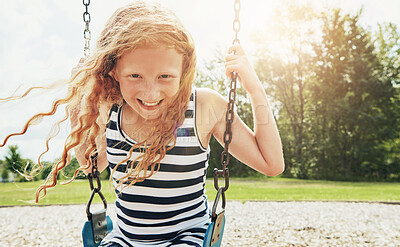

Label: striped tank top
[102,89,211,247]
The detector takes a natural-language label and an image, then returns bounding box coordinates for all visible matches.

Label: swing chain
[233,0,241,45]
[88,156,101,193]
[83,0,91,57]
[86,152,107,220]
[213,0,240,200]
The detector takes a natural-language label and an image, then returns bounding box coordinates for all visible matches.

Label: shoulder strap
[108,103,119,118]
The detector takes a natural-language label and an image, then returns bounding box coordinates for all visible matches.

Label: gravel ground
[0,201,399,247]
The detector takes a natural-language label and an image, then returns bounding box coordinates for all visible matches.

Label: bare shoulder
[196,88,227,109]
[195,88,228,148]
[99,101,114,126]
[196,88,227,120]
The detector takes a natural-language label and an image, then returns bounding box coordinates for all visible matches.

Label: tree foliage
[195,4,400,181]
[254,3,400,181]
[3,145,37,182]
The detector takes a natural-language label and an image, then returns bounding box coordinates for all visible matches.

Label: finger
[228,44,245,56]
[225,55,244,66]
[225,69,235,79]
[225,69,241,82]
[225,63,240,78]
[225,56,247,71]
[225,54,238,62]
[225,60,238,71]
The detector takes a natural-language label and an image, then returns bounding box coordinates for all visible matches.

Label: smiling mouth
[137,99,163,107]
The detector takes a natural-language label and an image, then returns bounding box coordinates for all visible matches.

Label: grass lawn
[0,177,399,206]
[207,177,400,203]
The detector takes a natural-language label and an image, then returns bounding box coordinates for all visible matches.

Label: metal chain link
[83,0,91,57]
[213,0,240,197]
[86,152,108,220]
[232,0,241,45]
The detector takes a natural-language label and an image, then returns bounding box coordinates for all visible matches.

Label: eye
[159,74,170,79]
[130,74,141,78]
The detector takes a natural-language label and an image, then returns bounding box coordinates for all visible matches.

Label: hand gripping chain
[205,1,241,247]
[212,0,240,216]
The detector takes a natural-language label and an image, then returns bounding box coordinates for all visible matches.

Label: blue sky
[0,0,399,161]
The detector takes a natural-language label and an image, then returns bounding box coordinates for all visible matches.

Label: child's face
[113,46,183,121]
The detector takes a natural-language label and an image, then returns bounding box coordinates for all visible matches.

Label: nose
[141,80,160,101]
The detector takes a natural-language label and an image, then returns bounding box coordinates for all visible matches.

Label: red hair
[0,1,196,202]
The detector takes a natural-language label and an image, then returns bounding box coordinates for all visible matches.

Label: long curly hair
[0,1,196,202]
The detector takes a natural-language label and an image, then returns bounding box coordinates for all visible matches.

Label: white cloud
[0,1,51,38]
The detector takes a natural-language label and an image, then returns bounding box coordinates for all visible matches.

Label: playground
[1,0,400,246]
[1,201,399,246]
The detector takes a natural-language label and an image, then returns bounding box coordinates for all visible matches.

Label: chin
[137,109,162,121]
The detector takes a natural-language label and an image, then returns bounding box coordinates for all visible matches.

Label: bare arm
[197,45,284,176]
[74,134,109,174]
[70,59,109,174]
[70,105,109,174]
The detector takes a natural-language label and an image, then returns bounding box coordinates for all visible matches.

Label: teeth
[141,100,161,106]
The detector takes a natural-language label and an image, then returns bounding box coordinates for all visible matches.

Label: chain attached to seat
[213,0,241,215]
[86,152,107,221]
[80,2,113,246]
[82,152,113,247]
[204,1,241,247]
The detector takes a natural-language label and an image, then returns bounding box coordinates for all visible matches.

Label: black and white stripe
[101,89,210,247]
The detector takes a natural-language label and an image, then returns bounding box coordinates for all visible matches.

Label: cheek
[160,81,180,97]
[171,80,181,94]
[119,83,137,98]
[173,83,180,95]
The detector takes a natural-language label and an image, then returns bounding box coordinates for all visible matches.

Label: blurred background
[0,0,399,182]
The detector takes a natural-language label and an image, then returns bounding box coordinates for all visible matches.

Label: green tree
[40,161,54,180]
[61,156,86,179]
[4,145,24,171]
[1,167,8,181]
[4,145,26,182]
[372,22,400,180]
[254,2,400,181]
[254,1,319,178]
[3,145,36,182]
[311,9,399,180]
[0,159,7,180]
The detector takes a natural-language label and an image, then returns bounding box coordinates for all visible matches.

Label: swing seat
[82,209,113,247]
[203,213,226,247]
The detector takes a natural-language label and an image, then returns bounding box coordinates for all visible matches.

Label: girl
[2,1,284,246]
